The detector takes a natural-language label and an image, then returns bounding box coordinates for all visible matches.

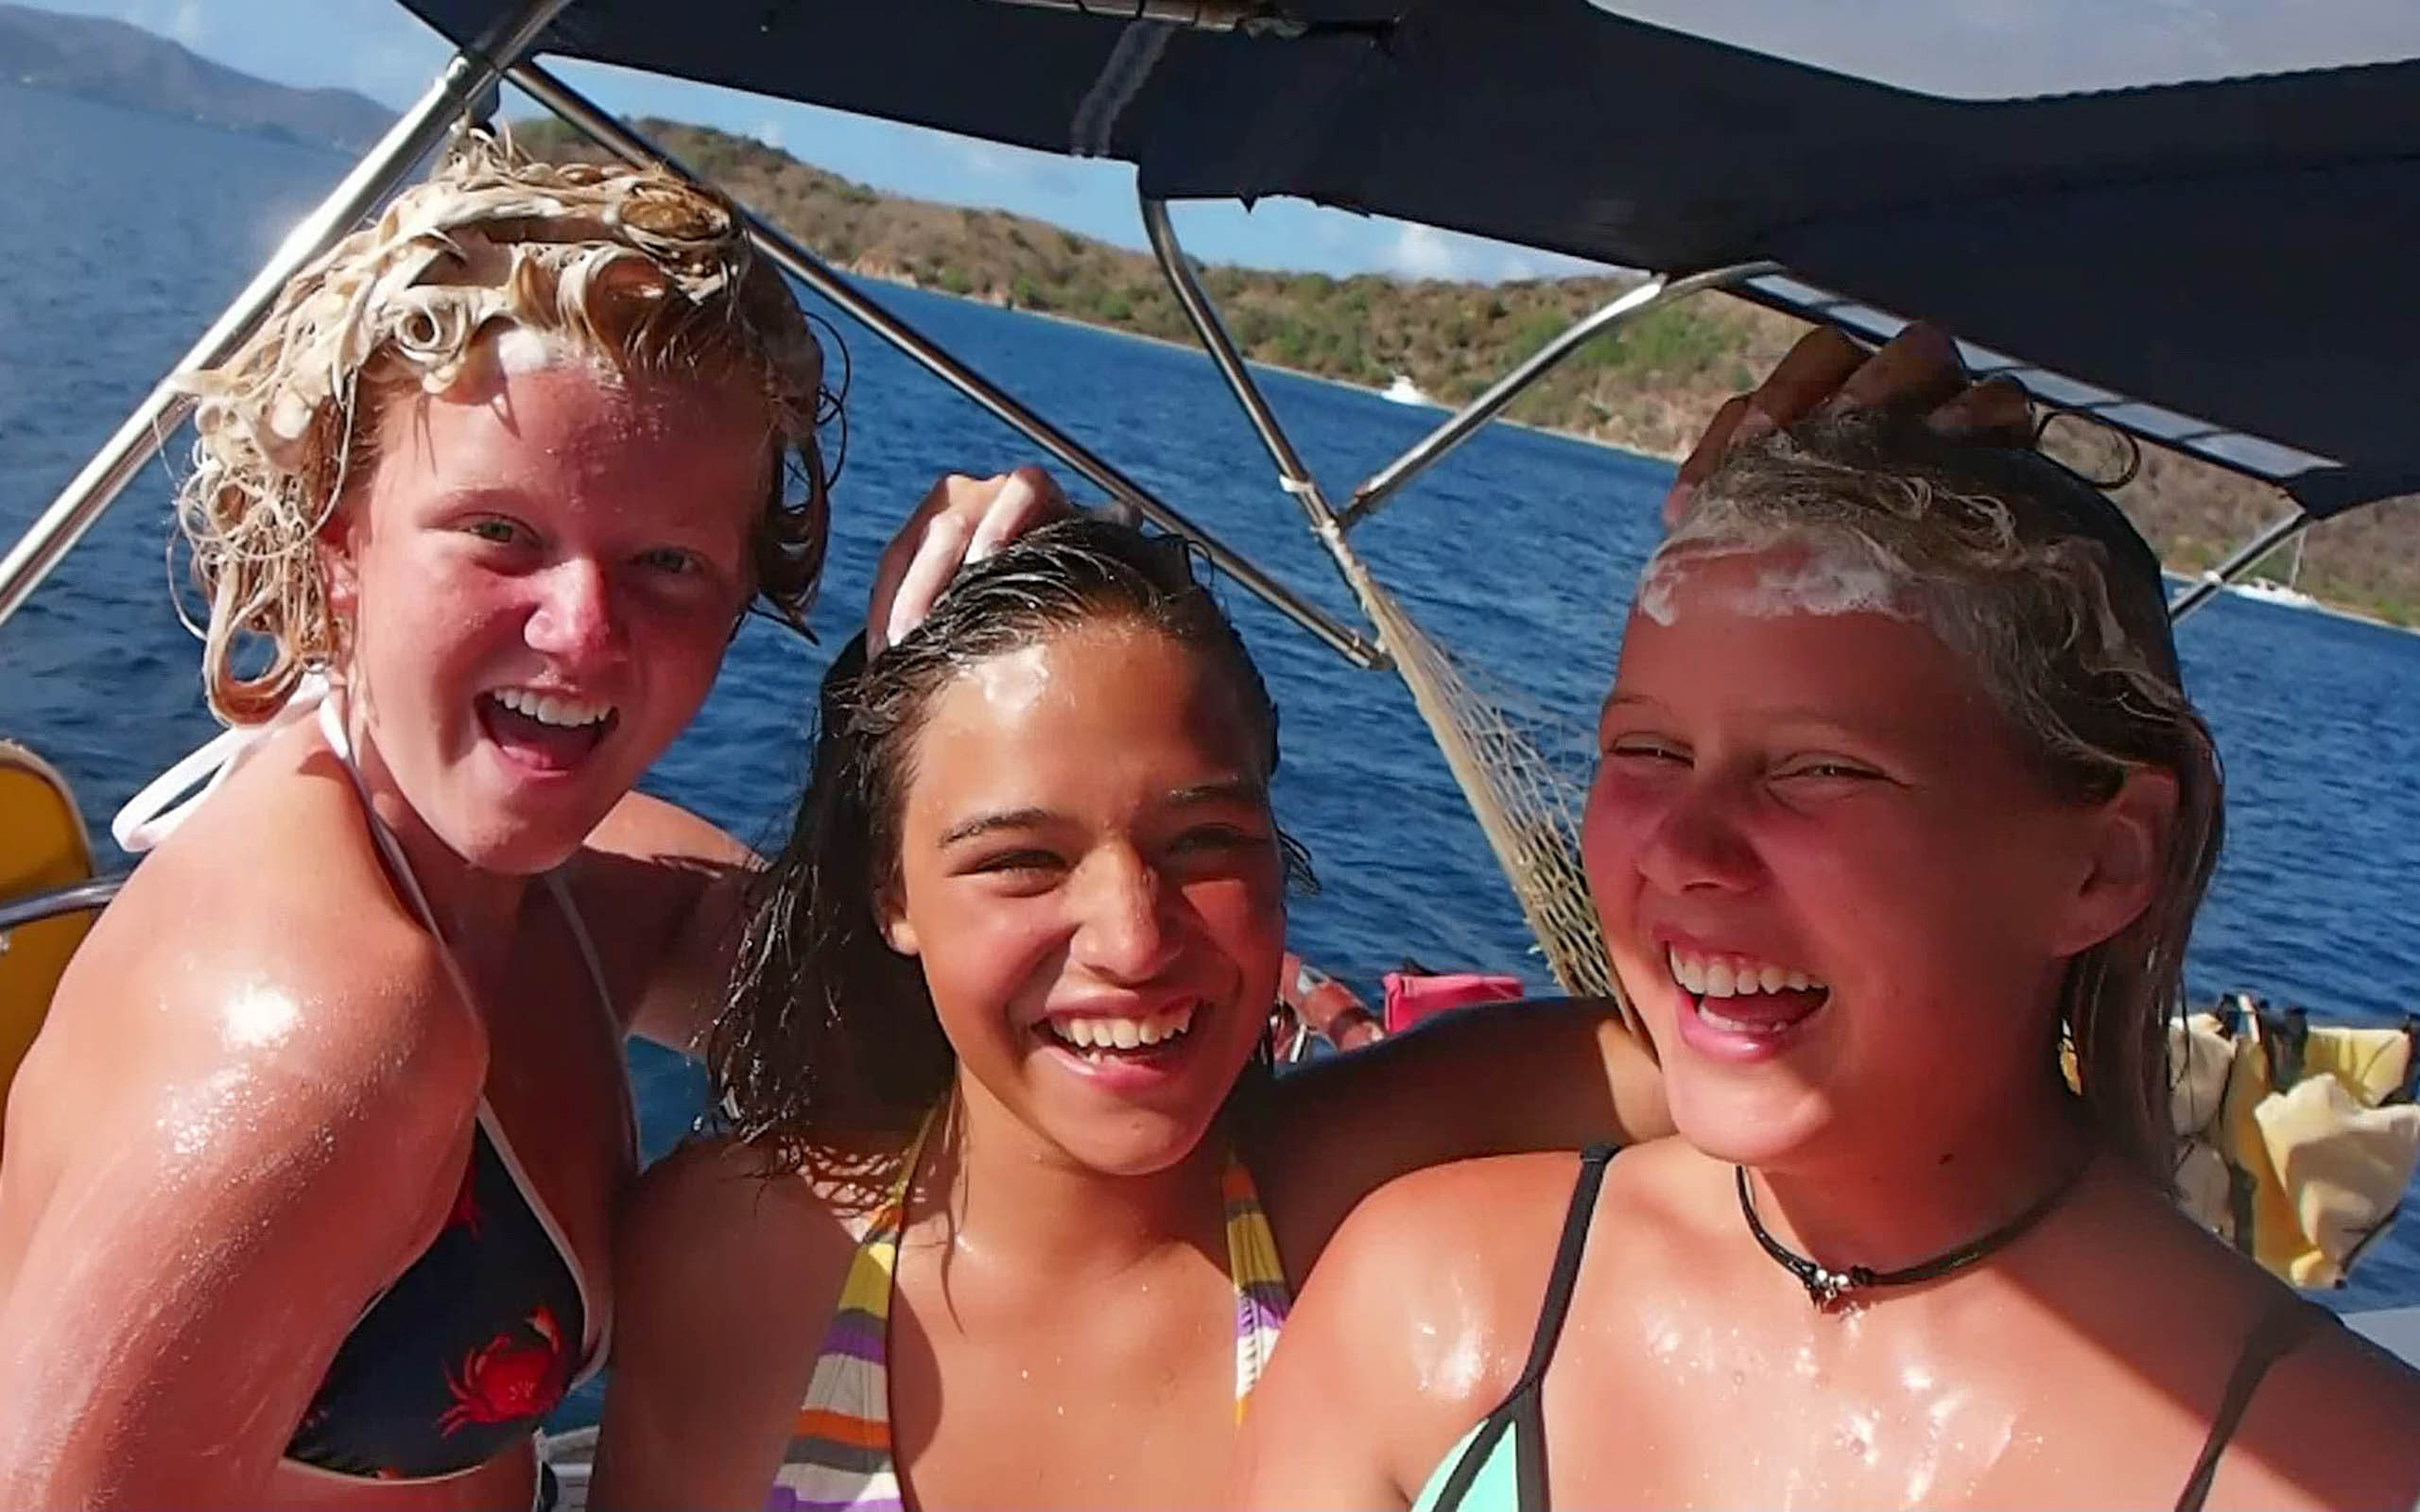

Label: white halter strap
[111,673,333,854]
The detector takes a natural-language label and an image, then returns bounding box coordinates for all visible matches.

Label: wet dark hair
[1669,414,2223,1183]
[712,518,1308,1172]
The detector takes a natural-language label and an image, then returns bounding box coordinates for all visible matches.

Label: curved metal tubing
[2167,506,2314,622]
[1341,260,1783,530]
[0,876,124,936]
[1138,196,1340,539]
[509,63,1386,671]
[0,0,578,632]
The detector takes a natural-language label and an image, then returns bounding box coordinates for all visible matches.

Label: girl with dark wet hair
[595,518,1671,1509]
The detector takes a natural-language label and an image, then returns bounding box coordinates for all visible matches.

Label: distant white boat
[1380,373,1433,406]
[2227,577,2322,610]
[2214,534,2321,610]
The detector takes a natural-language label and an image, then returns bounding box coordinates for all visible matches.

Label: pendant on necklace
[1803,1266,1855,1309]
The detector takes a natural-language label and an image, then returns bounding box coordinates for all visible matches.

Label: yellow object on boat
[2175,1004,2420,1290]
[0,742,95,1125]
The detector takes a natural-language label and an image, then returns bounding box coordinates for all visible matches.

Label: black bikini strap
[2175,1299,2332,1512]
[1510,1144,1619,1512]
[1513,1143,1619,1396]
[1425,1144,1620,1512]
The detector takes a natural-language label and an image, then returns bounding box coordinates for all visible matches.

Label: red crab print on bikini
[438,1306,570,1435]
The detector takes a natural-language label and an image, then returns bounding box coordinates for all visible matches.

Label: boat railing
[0,877,124,941]
[0,6,2400,1005]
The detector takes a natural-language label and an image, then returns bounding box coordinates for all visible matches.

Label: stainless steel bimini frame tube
[1340,260,1782,530]
[508,62,1389,672]
[1137,198,1348,549]
[2167,505,2317,622]
[0,0,579,631]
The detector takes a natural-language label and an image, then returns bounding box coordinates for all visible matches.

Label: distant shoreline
[0,78,359,157]
[880,274,1683,467]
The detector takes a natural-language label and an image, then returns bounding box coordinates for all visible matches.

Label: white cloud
[169,0,204,45]
[751,118,785,150]
[1385,222,1614,284]
[1388,223,1473,280]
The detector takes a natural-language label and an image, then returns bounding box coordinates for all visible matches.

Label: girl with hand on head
[591,325,2029,1512]
[1236,411,2420,1512]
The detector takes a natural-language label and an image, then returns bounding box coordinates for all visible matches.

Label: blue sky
[25,0,1605,280]
[29,0,2420,278]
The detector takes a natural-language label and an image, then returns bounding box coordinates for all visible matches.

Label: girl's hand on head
[1664,322,2034,525]
[870,465,1072,653]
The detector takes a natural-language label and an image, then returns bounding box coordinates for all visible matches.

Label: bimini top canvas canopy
[400,0,2420,518]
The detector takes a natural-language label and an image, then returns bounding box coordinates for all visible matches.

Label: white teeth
[1665,946,1826,1000]
[493,687,614,729]
[1668,948,1708,996]
[1046,1005,1197,1054]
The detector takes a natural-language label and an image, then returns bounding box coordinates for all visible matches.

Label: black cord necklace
[1736,1162,2084,1309]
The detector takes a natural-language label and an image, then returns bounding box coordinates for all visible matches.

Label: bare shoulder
[584,789,756,875]
[2221,1311,2420,1509]
[1309,1151,1594,1404]
[602,1136,860,1493]
[43,805,480,1120]
[619,1136,861,1321]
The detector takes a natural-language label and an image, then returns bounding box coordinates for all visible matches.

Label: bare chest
[458,915,634,1322]
[1543,1304,2239,1512]
[885,1259,1240,1510]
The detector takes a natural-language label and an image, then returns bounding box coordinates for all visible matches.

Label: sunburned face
[881,622,1288,1177]
[1582,546,2167,1169]
[325,334,769,873]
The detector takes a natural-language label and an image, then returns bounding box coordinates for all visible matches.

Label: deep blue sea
[5,84,2417,1330]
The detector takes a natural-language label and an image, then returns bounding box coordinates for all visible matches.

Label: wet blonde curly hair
[175,129,834,724]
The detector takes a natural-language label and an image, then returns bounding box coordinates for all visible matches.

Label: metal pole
[2167,505,2314,622]
[1340,260,1781,530]
[0,877,124,937]
[0,0,579,631]
[1138,196,1341,538]
[508,63,1385,671]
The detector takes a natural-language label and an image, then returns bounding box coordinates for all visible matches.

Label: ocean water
[4,81,2417,1335]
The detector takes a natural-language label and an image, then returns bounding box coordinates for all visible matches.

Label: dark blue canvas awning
[402,0,2420,516]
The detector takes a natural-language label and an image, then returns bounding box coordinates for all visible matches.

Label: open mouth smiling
[1667,944,1832,1037]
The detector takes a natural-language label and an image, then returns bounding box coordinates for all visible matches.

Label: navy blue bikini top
[280,698,628,1484]
[285,1101,603,1480]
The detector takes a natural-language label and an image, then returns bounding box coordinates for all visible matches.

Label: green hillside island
[522,120,2418,627]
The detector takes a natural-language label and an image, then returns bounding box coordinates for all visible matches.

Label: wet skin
[0,350,771,1510]
[1235,553,2420,1512]
[594,625,1668,1511]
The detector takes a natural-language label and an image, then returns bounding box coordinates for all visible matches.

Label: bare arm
[593,1141,845,1511]
[1255,999,1664,1268]
[582,789,756,1052]
[0,943,479,1507]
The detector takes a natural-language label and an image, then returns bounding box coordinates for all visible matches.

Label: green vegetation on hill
[522,119,2418,626]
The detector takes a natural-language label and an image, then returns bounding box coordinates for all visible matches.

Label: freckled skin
[1236,554,2420,1512]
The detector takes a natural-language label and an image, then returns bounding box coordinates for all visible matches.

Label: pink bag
[1381,970,1526,1035]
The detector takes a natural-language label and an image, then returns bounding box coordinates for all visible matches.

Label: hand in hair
[1667,321,2035,524]
[869,465,1073,652]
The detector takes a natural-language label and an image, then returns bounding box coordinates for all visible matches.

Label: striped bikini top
[769,1118,1291,1512]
